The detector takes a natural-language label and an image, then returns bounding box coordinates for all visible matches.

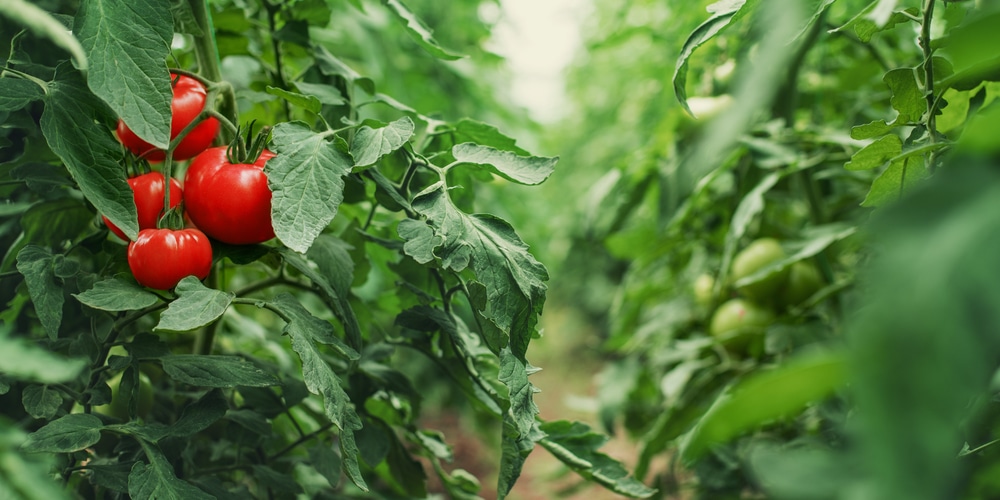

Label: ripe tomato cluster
[106,71,276,290]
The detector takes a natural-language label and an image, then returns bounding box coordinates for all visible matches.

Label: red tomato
[102,172,183,241]
[127,228,213,290]
[115,73,219,162]
[184,146,276,244]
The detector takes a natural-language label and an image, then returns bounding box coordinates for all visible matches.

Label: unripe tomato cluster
[105,71,276,290]
[699,238,824,344]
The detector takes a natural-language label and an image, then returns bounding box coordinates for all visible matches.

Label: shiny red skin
[127,228,213,290]
[102,172,183,241]
[183,146,276,245]
[115,74,219,162]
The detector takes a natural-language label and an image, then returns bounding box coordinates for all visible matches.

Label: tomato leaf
[845,134,902,170]
[861,156,930,207]
[41,70,138,240]
[160,355,279,388]
[451,119,530,155]
[309,443,342,488]
[382,0,464,60]
[265,86,321,114]
[74,0,173,148]
[829,0,917,43]
[312,45,376,95]
[267,122,354,253]
[0,333,87,385]
[678,350,848,462]
[403,182,548,359]
[497,415,542,498]
[21,385,62,420]
[452,143,558,186]
[350,116,414,167]
[293,81,346,106]
[74,277,160,312]
[15,246,63,339]
[884,67,925,124]
[21,413,103,453]
[271,293,368,492]
[0,79,45,111]
[539,420,657,498]
[154,277,234,332]
[128,442,214,500]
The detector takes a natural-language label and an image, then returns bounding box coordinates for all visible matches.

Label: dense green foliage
[0,0,650,498]
[535,0,1000,498]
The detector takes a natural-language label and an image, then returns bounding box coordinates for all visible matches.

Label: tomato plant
[184,145,275,245]
[115,73,219,162]
[101,172,182,241]
[127,228,213,290]
[730,237,789,301]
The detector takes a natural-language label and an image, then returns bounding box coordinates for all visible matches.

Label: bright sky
[488,0,591,123]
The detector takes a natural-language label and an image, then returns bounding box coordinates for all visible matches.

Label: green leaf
[405,183,548,359]
[21,385,62,419]
[539,420,657,498]
[350,117,414,167]
[829,1,918,43]
[168,390,228,438]
[155,277,234,332]
[305,236,363,349]
[129,442,214,499]
[271,293,367,491]
[266,86,322,114]
[267,264,360,361]
[884,67,925,124]
[451,119,529,155]
[74,277,160,311]
[0,333,86,384]
[293,81,346,106]
[673,0,762,114]
[451,143,558,186]
[679,350,847,462]
[382,0,463,60]
[74,0,173,148]
[397,219,441,264]
[498,348,539,441]
[41,70,138,240]
[251,465,304,496]
[733,223,857,289]
[845,134,902,171]
[309,443,342,488]
[861,156,930,207]
[497,415,541,498]
[0,78,45,111]
[850,120,895,140]
[312,45,376,95]
[267,122,353,253]
[160,355,279,388]
[16,246,63,339]
[21,413,103,453]
[18,198,94,248]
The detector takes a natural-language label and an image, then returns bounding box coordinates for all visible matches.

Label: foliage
[540,0,1000,498]
[0,0,650,498]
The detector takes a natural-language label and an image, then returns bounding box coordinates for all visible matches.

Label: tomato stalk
[188,0,238,143]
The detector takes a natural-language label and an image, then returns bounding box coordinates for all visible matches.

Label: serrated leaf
[861,156,930,207]
[155,277,234,332]
[539,420,657,498]
[21,413,103,453]
[74,277,160,311]
[21,385,62,419]
[271,293,367,491]
[498,348,539,440]
[452,119,529,155]
[679,350,847,462]
[16,246,63,339]
[293,81,346,106]
[845,134,902,171]
[397,219,441,264]
[851,120,895,140]
[41,70,138,239]
[0,333,86,384]
[497,415,542,498]
[161,355,279,388]
[266,86,321,113]
[267,122,353,253]
[313,45,376,95]
[350,117,414,167]
[673,0,762,114]
[406,183,548,359]
[383,0,463,60]
[0,79,45,111]
[452,143,557,186]
[129,443,214,499]
[74,0,173,148]
[884,67,925,124]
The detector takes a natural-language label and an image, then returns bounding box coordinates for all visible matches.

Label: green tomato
[779,261,824,306]
[693,273,715,306]
[709,298,775,337]
[94,371,154,420]
[731,238,789,301]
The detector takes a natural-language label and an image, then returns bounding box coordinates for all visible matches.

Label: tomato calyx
[226,122,272,165]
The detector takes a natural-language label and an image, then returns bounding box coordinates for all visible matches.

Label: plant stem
[920,0,939,172]
[188,0,237,143]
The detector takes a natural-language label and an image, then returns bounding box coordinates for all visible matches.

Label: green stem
[0,0,87,73]
[920,0,939,172]
[188,0,237,143]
